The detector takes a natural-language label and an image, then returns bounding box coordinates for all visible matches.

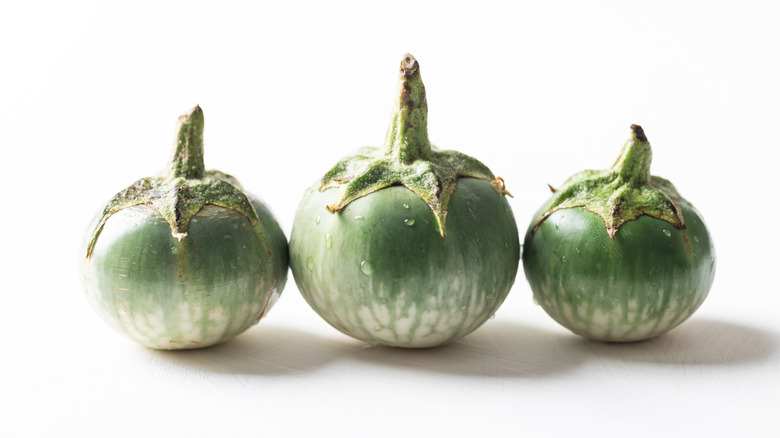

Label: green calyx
[533,124,685,239]
[86,106,259,258]
[320,53,506,237]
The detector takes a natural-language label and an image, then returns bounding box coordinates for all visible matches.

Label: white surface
[2,1,779,437]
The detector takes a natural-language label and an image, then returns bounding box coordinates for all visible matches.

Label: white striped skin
[523,199,716,342]
[290,179,521,348]
[83,198,288,350]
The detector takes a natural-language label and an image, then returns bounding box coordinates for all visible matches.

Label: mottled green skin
[84,197,288,349]
[522,199,715,342]
[290,178,520,348]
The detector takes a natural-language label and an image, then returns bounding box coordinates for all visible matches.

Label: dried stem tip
[630,124,647,142]
[400,53,418,77]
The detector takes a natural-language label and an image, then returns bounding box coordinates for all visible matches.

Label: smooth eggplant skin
[522,198,715,342]
[83,196,288,349]
[289,178,520,348]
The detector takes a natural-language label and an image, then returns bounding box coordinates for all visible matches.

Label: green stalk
[532,124,685,239]
[319,53,500,237]
[86,106,258,257]
[383,54,432,163]
[169,106,206,180]
[613,124,651,186]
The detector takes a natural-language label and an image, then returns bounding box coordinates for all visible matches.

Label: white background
[2,1,779,436]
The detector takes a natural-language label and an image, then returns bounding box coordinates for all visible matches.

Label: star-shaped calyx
[86,106,258,258]
[532,124,685,240]
[320,53,508,237]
